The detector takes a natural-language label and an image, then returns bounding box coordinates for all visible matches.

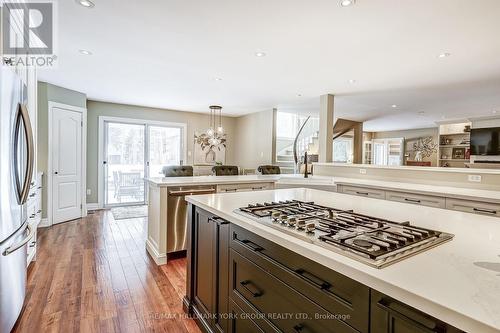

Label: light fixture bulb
[217,126,224,134]
[77,0,95,8]
[206,128,214,137]
[255,52,266,57]
[340,0,355,7]
[391,104,397,108]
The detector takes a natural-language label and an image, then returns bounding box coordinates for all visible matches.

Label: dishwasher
[167,186,216,253]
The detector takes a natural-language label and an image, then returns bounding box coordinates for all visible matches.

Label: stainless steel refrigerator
[0,67,35,332]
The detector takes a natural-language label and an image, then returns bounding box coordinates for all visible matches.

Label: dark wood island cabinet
[184,205,464,333]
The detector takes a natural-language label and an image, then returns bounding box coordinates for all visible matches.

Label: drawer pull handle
[404,198,421,204]
[251,186,264,190]
[29,214,36,218]
[225,188,237,192]
[473,208,497,215]
[377,300,442,333]
[240,280,262,298]
[240,239,264,252]
[295,268,331,290]
[355,191,369,196]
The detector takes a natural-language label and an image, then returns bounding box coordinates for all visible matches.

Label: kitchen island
[184,188,500,333]
[146,175,280,264]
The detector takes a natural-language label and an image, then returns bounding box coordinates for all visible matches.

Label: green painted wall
[37,81,87,218]
[85,101,237,204]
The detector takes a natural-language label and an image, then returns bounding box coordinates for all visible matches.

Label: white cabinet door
[52,108,82,224]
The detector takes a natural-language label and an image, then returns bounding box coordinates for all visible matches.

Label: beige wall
[86,100,238,203]
[371,127,439,166]
[37,82,87,218]
[232,109,274,170]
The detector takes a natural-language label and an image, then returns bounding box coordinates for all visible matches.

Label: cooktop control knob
[306,223,316,233]
[296,220,306,230]
[287,217,297,227]
[271,211,281,221]
[280,214,288,224]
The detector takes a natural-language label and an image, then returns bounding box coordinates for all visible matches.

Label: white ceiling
[39,0,500,130]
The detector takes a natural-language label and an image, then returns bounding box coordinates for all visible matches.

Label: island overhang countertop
[147,174,281,187]
[186,188,500,333]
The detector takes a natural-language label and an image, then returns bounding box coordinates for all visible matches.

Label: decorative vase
[205,147,216,163]
[415,151,423,162]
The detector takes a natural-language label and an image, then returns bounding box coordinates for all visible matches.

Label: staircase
[276,131,319,173]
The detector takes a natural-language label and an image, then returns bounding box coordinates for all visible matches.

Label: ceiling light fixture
[349,79,356,84]
[206,105,225,146]
[79,49,92,55]
[255,52,266,57]
[438,52,451,58]
[214,77,223,81]
[391,104,397,108]
[340,0,355,7]
[77,0,95,8]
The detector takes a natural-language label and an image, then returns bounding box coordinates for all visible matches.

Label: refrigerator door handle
[14,103,34,205]
[2,224,33,256]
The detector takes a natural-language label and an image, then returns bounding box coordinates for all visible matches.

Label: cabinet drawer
[217,182,274,193]
[230,249,359,333]
[339,185,386,200]
[228,299,275,333]
[386,191,446,209]
[230,224,369,333]
[370,290,463,333]
[445,198,500,217]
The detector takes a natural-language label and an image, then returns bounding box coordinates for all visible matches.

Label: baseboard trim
[38,218,50,228]
[146,239,167,265]
[86,203,100,211]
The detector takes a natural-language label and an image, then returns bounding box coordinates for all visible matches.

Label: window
[333,138,353,163]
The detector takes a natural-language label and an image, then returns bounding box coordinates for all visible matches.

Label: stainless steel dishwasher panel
[167,186,216,253]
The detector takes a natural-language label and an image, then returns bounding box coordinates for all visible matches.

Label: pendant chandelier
[206,105,224,145]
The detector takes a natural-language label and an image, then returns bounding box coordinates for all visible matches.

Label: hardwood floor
[13,210,201,333]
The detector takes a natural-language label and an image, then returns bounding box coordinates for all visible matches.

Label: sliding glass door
[103,119,185,207]
[148,126,182,177]
[104,122,146,206]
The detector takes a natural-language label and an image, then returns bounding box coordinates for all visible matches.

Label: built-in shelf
[439,159,470,161]
[440,132,471,136]
[439,144,470,148]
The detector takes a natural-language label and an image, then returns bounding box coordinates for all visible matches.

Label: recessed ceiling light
[340,0,355,7]
[79,49,92,55]
[214,77,223,81]
[297,93,302,97]
[77,0,95,8]
[254,52,266,57]
[349,79,356,84]
[438,52,451,58]
[391,104,397,108]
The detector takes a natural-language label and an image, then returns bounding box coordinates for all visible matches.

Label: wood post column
[319,94,334,163]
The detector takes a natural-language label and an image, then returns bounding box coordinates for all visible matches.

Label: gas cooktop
[235,200,454,268]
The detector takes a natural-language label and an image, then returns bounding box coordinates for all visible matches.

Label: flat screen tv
[470,127,500,155]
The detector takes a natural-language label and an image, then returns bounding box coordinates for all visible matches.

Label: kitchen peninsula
[146,175,280,264]
[184,188,500,333]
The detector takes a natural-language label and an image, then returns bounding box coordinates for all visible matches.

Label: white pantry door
[52,107,83,224]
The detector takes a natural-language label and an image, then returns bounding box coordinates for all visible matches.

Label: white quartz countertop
[147,175,280,187]
[334,177,500,203]
[314,162,500,174]
[186,188,500,333]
